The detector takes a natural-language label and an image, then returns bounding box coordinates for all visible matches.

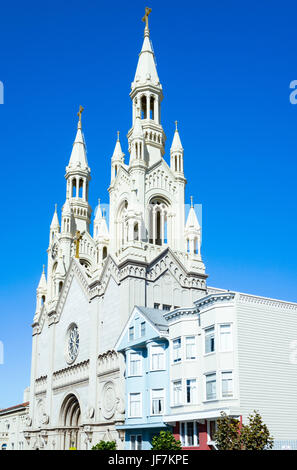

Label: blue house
[115,306,172,450]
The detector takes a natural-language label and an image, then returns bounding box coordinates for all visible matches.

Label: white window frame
[172,379,183,406]
[128,351,142,377]
[150,344,165,371]
[180,421,199,447]
[204,325,215,355]
[186,378,198,404]
[221,370,234,399]
[130,434,142,450]
[140,321,146,337]
[129,325,135,341]
[151,388,165,416]
[219,323,233,352]
[172,337,182,364]
[205,372,217,401]
[185,336,197,361]
[128,392,142,418]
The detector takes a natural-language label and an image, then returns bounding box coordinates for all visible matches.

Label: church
[1,8,297,451]
[23,8,207,450]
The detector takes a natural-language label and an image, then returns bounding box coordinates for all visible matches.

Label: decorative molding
[238,293,297,311]
[53,360,89,390]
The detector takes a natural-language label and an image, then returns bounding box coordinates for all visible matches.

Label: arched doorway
[60,394,82,450]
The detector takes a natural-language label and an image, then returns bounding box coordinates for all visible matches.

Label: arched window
[79,179,83,198]
[72,179,76,197]
[150,96,155,120]
[103,246,107,259]
[141,95,147,119]
[149,197,170,246]
[59,281,63,293]
[41,295,46,306]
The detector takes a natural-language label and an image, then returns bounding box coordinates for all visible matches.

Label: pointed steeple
[112,131,125,162]
[50,204,60,230]
[68,107,89,171]
[185,197,201,257]
[171,121,183,152]
[94,199,102,222]
[37,265,47,291]
[170,121,184,174]
[129,8,165,166]
[185,198,200,231]
[65,107,92,233]
[132,8,160,89]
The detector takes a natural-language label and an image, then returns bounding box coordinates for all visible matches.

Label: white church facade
[1,9,297,451]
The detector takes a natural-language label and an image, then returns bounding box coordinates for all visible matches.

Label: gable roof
[136,307,168,332]
[115,305,168,350]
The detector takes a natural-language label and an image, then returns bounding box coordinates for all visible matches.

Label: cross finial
[117,131,120,141]
[175,120,178,131]
[142,6,152,32]
[190,196,194,208]
[42,264,45,273]
[54,203,57,212]
[77,105,84,127]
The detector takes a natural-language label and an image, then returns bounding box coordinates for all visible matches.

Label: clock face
[51,242,58,260]
[66,324,79,364]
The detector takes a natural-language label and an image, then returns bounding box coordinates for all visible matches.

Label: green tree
[241,411,274,450]
[91,440,117,450]
[151,430,182,450]
[214,411,274,450]
[213,412,242,450]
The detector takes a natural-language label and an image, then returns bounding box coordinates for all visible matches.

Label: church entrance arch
[60,393,82,449]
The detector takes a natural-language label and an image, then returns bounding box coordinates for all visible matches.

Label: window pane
[152,389,164,415]
[187,422,194,446]
[222,372,233,397]
[151,346,164,370]
[173,380,182,405]
[205,327,215,354]
[140,322,146,337]
[206,374,216,400]
[173,338,181,362]
[186,336,196,359]
[130,393,141,416]
[129,326,134,341]
[186,379,197,403]
[220,324,232,351]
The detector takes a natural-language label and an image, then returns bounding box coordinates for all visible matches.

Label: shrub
[151,430,182,450]
[91,440,117,450]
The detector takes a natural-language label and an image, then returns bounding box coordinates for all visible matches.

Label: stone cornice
[195,292,236,312]
[238,293,297,310]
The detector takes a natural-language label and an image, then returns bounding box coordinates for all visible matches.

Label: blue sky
[0,0,296,408]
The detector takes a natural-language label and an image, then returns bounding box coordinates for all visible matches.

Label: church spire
[128,7,165,167]
[170,121,184,174]
[111,132,125,182]
[65,107,92,233]
[67,106,89,171]
[49,204,60,244]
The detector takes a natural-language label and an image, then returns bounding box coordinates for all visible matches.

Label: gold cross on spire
[175,120,178,131]
[77,105,84,124]
[190,195,194,208]
[142,6,152,30]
